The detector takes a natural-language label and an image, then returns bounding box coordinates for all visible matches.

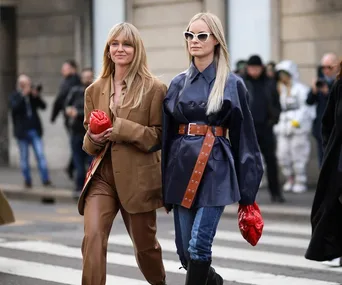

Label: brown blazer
[77,76,167,215]
[0,189,15,225]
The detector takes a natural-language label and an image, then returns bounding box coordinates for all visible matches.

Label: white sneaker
[283,179,293,192]
[322,258,342,267]
[292,183,307,194]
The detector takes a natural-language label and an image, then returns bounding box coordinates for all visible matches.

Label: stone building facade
[0,0,341,180]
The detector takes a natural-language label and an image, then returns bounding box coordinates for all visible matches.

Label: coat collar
[188,60,217,84]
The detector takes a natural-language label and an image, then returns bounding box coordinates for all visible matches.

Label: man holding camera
[9,74,52,188]
[306,53,340,167]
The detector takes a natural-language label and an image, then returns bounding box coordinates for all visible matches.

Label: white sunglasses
[183,31,212,42]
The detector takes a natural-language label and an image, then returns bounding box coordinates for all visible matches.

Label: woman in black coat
[306,60,342,264]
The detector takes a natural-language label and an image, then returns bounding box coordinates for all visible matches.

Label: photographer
[9,74,52,188]
[306,53,340,167]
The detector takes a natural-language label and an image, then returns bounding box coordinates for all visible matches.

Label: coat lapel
[100,78,111,120]
[117,90,133,120]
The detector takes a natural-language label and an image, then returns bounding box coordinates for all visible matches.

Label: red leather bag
[238,202,264,246]
[89,110,112,134]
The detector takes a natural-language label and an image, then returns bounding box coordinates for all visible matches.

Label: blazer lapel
[100,78,111,120]
[117,88,133,120]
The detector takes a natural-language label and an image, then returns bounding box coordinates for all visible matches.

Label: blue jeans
[173,205,224,268]
[17,129,50,184]
[71,134,92,191]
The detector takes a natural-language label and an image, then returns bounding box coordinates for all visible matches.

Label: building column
[92,0,125,77]
[226,0,272,67]
[270,0,281,62]
[204,0,226,28]
[0,5,17,166]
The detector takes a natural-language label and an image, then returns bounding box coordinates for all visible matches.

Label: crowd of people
[234,52,340,203]
[5,10,342,284]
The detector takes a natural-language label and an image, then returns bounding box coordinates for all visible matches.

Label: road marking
[56,208,77,214]
[225,204,311,216]
[6,220,34,226]
[0,240,340,285]
[263,223,311,236]
[109,235,342,273]
[168,230,309,249]
[14,214,83,223]
[0,257,145,285]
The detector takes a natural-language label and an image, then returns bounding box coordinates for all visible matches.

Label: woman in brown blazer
[78,22,167,285]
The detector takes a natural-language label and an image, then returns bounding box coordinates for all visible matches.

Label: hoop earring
[107,52,110,58]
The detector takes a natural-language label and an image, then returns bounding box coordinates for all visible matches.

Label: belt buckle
[187,123,196,136]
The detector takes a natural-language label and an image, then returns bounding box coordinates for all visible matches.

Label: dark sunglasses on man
[320,65,333,70]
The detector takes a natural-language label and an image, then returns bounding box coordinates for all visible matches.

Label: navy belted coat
[162,61,263,210]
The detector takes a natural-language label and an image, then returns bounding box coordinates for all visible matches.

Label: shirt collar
[188,60,217,84]
[110,73,127,97]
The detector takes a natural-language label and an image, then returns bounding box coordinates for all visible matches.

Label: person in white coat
[274,60,315,193]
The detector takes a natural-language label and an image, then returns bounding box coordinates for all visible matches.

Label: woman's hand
[88,127,113,144]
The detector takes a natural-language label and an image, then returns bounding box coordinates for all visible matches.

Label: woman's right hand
[87,127,113,145]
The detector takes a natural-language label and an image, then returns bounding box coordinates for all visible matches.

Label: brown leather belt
[178,123,228,208]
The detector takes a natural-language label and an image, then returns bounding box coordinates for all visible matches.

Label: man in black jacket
[306,53,340,168]
[51,60,81,179]
[64,68,93,198]
[10,74,52,188]
[243,55,284,203]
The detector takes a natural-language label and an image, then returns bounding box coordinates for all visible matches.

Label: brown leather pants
[81,152,165,285]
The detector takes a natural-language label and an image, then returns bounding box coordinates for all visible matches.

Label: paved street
[0,199,341,285]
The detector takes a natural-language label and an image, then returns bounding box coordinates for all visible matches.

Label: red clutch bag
[238,202,264,246]
[89,110,112,134]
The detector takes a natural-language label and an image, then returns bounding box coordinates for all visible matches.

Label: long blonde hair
[100,22,154,109]
[185,13,230,114]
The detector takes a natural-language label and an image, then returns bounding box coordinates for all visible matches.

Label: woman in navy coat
[162,12,263,285]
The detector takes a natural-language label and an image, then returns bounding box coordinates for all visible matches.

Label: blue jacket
[162,61,263,210]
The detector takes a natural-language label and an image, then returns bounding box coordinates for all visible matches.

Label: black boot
[185,259,211,285]
[207,267,223,285]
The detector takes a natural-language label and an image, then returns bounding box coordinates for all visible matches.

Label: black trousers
[255,125,281,198]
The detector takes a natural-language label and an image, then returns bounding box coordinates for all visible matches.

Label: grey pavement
[0,200,341,285]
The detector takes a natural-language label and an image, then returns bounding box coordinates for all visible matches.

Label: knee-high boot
[185,259,211,285]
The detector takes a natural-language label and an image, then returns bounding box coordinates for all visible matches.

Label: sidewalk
[0,167,315,220]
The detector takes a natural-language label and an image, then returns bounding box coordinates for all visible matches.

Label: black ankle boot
[185,259,211,285]
[207,267,223,285]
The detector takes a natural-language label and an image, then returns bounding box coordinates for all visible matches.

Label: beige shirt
[109,74,127,119]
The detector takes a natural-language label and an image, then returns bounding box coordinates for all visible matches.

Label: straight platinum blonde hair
[185,13,230,114]
[100,22,154,109]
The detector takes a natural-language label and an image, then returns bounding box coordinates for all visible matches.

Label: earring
[107,52,110,58]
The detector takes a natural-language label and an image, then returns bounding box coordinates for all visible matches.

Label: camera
[315,79,327,89]
[32,84,43,93]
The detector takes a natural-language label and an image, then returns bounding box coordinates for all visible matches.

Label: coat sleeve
[82,87,106,156]
[109,83,167,153]
[321,82,338,150]
[229,80,264,205]
[306,89,318,105]
[161,104,173,211]
[51,82,69,123]
[31,95,47,110]
[9,92,26,113]
[269,80,281,125]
